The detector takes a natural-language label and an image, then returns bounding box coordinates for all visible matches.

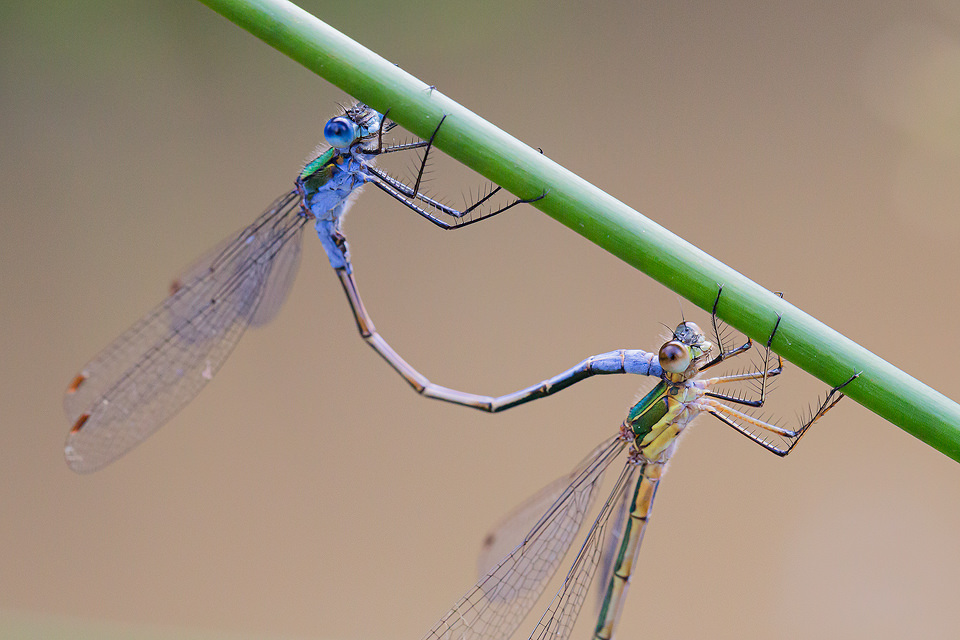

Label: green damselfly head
[659,321,713,374]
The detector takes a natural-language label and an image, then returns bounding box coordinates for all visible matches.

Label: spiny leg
[358,110,445,199]
[357,107,420,156]
[703,372,858,456]
[407,113,445,197]
[703,313,785,408]
[368,164,503,216]
[767,371,857,456]
[374,113,497,201]
[697,285,752,372]
[700,367,781,407]
[367,169,546,229]
[698,287,788,376]
[698,285,788,412]
[364,113,472,206]
[361,112,547,228]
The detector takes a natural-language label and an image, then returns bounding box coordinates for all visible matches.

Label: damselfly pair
[417,289,857,640]
[63,101,858,640]
[63,103,540,473]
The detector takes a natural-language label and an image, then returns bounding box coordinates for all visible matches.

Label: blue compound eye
[324,116,359,148]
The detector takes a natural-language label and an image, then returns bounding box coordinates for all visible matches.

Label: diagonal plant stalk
[198,0,960,462]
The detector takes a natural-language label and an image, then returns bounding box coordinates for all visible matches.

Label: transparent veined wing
[422,436,625,640]
[165,192,305,328]
[476,439,631,581]
[63,191,307,473]
[246,195,306,326]
[529,462,640,640]
[594,473,631,614]
[477,473,575,582]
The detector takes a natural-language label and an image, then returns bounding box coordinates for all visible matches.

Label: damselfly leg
[419,288,858,640]
[63,102,545,472]
[360,112,545,230]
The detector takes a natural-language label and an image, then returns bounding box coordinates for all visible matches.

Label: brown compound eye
[659,340,691,374]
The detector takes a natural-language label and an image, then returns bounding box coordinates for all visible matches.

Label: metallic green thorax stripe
[299,147,337,181]
[626,381,670,441]
[592,379,685,640]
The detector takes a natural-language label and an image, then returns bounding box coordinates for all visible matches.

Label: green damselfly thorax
[63,103,541,473]
[418,287,857,640]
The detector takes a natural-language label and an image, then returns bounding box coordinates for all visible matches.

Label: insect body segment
[63,102,539,472]
[420,290,857,640]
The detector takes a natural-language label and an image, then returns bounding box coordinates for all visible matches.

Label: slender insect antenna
[655,321,675,343]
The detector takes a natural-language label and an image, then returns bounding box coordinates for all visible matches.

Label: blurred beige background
[3,1,960,638]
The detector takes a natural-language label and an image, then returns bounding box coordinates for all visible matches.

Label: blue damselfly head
[323,104,383,149]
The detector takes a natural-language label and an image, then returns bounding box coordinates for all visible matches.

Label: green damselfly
[419,288,856,640]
